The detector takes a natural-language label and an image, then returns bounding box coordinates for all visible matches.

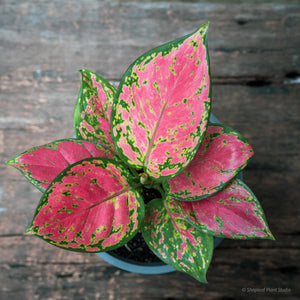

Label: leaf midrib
[143,60,185,170]
[42,186,133,226]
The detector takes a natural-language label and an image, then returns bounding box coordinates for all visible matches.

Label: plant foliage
[7,23,273,283]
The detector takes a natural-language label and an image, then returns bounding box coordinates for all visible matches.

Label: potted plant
[6,23,273,283]
[96,113,224,275]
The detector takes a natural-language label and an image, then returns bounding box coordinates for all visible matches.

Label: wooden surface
[1,1,299,299]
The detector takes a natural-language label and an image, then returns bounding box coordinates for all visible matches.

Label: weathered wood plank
[0,241,298,300]
[0,1,299,81]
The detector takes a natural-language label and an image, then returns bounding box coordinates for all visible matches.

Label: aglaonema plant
[7,23,274,283]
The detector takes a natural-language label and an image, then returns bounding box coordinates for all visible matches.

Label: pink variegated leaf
[112,23,211,180]
[142,197,213,283]
[74,69,116,152]
[26,158,144,252]
[176,179,274,240]
[6,139,115,192]
[164,124,254,200]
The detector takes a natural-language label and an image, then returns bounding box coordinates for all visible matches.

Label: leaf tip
[5,159,13,166]
[200,22,209,35]
[194,271,208,284]
[266,231,276,241]
[25,227,36,236]
[78,69,89,78]
[203,21,210,28]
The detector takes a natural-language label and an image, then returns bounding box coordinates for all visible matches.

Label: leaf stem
[153,184,166,199]
[128,166,139,180]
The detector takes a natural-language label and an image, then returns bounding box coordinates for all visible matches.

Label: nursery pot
[96,113,224,275]
[96,237,223,275]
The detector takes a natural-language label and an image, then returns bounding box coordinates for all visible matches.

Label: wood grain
[1,2,299,80]
[0,1,299,299]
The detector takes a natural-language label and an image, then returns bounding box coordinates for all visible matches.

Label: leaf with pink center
[164,124,254,200]
[111,23,211,180]
[6,139,115,192]
[142,197,213,283]
[26,158,144,252]
[74,69,116,152]
[176,179,274,240]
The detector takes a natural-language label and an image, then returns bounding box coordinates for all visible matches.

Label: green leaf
[142,197,213,283]
[74,69,116,152]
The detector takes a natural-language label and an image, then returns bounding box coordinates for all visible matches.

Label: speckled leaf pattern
[26,158,144,252]
[6,139,115,192]
[112,23,211,180]
[164,124,254,200]
[176,179,274,240]
[142,197,213,283]
[74,69,116,152]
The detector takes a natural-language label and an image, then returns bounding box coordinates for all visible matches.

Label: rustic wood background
[1,1,299,299]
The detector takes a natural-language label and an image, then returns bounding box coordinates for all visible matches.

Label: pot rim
[96,236,223,274]
[96,252,175,274]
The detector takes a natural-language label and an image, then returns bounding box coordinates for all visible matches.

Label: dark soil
[109,231,161,263]
[109,187,162,263]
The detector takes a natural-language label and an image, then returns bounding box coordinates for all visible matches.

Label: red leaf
[26,158,144,252]
[164,124,254,200]
[176,179,274,239]
[112,23,211,180]
[6,139,115,191]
